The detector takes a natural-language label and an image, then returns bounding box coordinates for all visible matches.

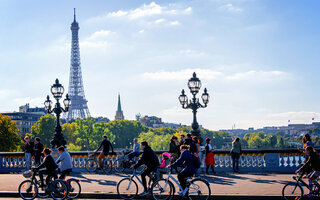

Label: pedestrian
[34,137,43,167]
[205,137,215,174]
[298,134,315,160]
[231,137,242,173]
[24,136,34,170]
[179,134,186,146]
[169,136,179,155]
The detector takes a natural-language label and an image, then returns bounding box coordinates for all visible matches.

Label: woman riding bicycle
[35,148,58,188]
[295,145,320,197]
[168,144,197,195]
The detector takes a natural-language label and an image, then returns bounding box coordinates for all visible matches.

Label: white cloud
[225,70,289,80]
[13,97,44,108]
[219,4,242,13]
[155,18,166,24]
[80,30,115,49]
[108,10,128,17]
[139,29,145,33]
[128,2,163,20]
[170,21,180,26]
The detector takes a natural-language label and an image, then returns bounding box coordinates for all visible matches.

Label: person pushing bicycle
[168,144,197,196]
[35,148,58,188]
[94,135,114,170]
[295,145,320,197]
[131,141,159,196]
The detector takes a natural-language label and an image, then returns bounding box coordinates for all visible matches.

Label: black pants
[206,165,215,173]
[141,165,157,191]
[178,171,194,190]
[39,170,57,185]
[59,168,72,180]
[35,155,41,167]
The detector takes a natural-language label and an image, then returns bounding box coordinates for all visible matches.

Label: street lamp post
[179,72,210,144]
[44,79,71,148]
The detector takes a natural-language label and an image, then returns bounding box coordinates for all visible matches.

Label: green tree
[62,122,78,144]
[29,114,56,147]
[0,114,23,152]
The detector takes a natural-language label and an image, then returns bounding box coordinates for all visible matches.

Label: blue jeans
[231,152,240,172]
[25,153,31,170]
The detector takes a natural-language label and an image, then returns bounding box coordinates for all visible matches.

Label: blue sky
[0,0,320,130]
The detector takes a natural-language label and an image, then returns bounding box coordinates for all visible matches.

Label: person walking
[205,137,215,174]
[94,135,114,169]
[169,136,179,155]
[24,136,34,170]
[34,137,43,167]
[231,137,242,173]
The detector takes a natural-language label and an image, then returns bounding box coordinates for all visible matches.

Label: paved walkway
[0,172,298,198]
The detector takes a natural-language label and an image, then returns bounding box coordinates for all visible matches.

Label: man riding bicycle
[168,145,197,195]
[131,141,159,196]
[127,138,140,161]
[94,135,114,170]
[56,146,72,180]
[35,148,58,188]
[296,145,320,197]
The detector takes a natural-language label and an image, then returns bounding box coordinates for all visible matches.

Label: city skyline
[0,0,319,130]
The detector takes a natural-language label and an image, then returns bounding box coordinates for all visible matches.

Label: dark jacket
[300,151,320,172]
[97,139,114,154]
[37,155,58,172]
[134,145,159,169]
[185,138,197,154]
[171,150,197,174]
[34,142,43,157]
[169,141,179,154]
[24,141,34,155]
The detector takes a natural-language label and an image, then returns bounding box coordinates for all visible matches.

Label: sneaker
[139,191,148,196]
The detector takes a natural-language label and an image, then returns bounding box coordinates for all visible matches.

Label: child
[159,152,171,174]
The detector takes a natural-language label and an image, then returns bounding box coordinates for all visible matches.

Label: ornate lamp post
[179,72,210,144]
[44,79,71,148]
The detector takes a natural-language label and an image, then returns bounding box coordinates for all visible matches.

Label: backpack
[193,154,201,169]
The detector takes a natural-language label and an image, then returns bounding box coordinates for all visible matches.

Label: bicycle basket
[23,170,33,178]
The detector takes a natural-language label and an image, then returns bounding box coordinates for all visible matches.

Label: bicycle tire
[37,185,49,198]
[151,178,174,200]
[117,177,138,199]
[188,178,211,200]
[114,159,125,173]
[85,158,97,172]
[282,182,303,200]
[49,179,68,200]
[18,180,38,200]
[103,159,113,173]
[67,178,81,199]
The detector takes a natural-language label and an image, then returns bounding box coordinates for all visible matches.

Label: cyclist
[127,138,140,161]
[295,145,320,197]
[168,145,197,195]
[56,146,72,180]
[131,141,159,196]
[35,148,58,188]
[94,135,114,170]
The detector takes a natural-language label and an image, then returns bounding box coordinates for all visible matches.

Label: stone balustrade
[0,149,317,173]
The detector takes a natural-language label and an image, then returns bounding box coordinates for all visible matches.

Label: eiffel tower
[65,9,90,121]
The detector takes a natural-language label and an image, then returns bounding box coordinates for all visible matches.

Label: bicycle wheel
[49,179,68,200]
[114,159,125,173]
[151,179,174,200]
[18,180,38,200]
[117,178,138,199]
[67,178,81,199]
[37,185,49,198]
[103,159,113,173]
[85,158,97,172]
[282,182,303,200]
[188,178,211,200]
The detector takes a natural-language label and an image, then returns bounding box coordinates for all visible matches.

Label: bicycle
[114,149,141,173]
[18,168,68,200]
[282,173,320,200]
[85,152,113,173]
[151,168,211,200]
[57,170,82,199]
[117,168,159,199]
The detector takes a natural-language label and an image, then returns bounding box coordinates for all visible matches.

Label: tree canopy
[0,114,23,152]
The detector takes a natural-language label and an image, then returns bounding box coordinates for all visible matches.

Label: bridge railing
[0,149,316,173]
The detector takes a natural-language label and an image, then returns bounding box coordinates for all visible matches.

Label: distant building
[94,116,110,123]
[115,94,124,120]
[1,104,47,137]
[138,115,183,129]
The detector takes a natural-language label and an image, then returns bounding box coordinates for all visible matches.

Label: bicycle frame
[125,170,155,191]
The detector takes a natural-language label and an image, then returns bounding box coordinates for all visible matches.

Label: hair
[180,145,190,150]
[180,134,185,138]
[302,134,312,147]
[103,135,107,139]
[170,136,178,142]
[306,145,314,153]
[43,148,52,155]
[58,146,65,152]
[187,133,192,138]
[24,136,29,140]
[205,137,211,144]
[141,141,148,146]
[192,136,199,144]
[35,137,40,142]
[232,137,240,144]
